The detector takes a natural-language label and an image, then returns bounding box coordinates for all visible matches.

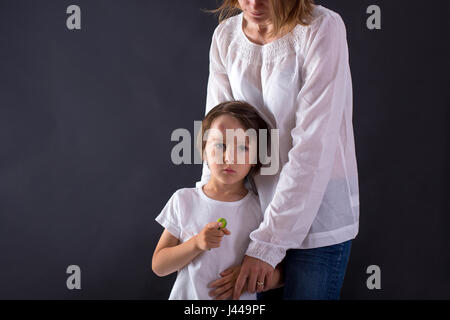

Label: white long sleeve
[245,12,353,267]
[198,6,360,268]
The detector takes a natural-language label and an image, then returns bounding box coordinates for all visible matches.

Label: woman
[196,0,359,300]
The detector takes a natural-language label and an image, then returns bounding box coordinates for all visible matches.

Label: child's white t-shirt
[155,185,263,300]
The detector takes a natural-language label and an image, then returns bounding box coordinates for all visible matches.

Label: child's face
[204,115,257,186]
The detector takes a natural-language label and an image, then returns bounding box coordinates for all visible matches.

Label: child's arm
[152,222,231,277]
[152,229,201,277]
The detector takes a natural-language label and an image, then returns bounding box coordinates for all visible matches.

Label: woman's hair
[206,0,316,38]
[197,101,270,183]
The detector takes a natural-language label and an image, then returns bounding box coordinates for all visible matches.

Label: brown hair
[206,0,316,38]
[197,101,270,183]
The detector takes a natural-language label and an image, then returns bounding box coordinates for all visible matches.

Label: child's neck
[203,179,248,202]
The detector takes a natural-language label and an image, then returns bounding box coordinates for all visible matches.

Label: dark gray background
[0,0,449,299]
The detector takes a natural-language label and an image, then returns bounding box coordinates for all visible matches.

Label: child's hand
[194,222,231,251]
[208,265,245,300]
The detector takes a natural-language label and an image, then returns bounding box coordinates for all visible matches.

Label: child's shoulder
[246,190,262,208]
[173,186,200,196]
[171,186,202,204]
[172,185,260,209]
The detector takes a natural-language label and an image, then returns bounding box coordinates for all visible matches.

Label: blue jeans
[257,239,352,300]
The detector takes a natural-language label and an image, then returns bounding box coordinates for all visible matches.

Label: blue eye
[215,143,224,149]
[238,145,249,152]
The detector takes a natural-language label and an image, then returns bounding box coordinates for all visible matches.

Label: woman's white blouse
[196,5,360,268]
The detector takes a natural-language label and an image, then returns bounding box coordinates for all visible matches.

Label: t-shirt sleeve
[155,191,182,239]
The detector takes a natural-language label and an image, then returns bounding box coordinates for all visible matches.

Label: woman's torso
[207,6,360,248]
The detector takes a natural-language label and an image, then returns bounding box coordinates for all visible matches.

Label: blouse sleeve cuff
[245,240,286,269]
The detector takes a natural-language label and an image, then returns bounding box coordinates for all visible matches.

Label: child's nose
[224,147,234,164]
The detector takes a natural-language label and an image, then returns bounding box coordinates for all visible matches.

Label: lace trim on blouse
[220,10,325,63]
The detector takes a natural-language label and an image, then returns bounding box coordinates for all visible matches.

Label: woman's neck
[242,16,276,45]
[242,15,292,45]
[248,20,274,37]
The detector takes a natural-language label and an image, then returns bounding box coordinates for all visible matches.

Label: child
[152,101,283,300]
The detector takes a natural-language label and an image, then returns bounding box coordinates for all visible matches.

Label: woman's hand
[207,260,284,300]
[194,221,231,251]
[233,255,274,299]
[208,264,244,300]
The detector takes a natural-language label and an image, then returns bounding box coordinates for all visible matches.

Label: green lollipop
[217,217,227,230]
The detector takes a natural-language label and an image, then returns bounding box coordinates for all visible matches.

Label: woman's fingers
[220,266,235,277]
[214,288,233,300]
[263,269,274,291]
[247,270,257,293]
[256,273,265,293]
[208,273,231,288]
[209,280,233,298]
[233,268,249,300]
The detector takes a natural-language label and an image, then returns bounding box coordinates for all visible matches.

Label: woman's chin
[244,12,270,23]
